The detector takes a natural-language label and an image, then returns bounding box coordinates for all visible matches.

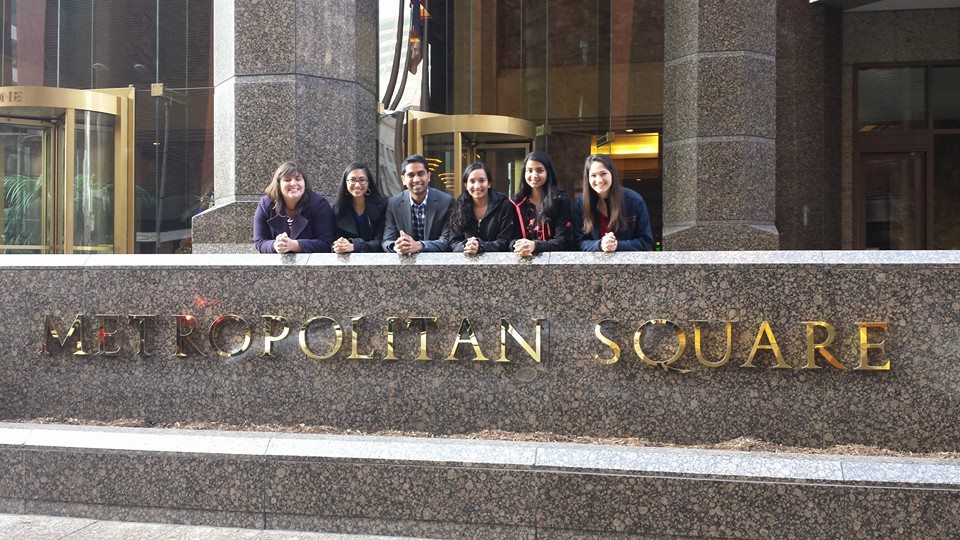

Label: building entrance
[0,86,134,254]
[407,111,535,197]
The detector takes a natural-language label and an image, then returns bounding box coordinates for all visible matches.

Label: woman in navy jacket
[331,162,387,253]
[253,161,335,253]
[448,162,516,255]
[573,153,653,252]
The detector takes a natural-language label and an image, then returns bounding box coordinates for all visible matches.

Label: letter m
[42,315,90,355]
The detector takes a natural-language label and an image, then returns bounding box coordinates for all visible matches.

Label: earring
[365,188,371,196]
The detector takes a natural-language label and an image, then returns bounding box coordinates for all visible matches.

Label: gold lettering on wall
[95,314,122,356]
[42,314,90,356]
[407,317,437,361]
[498,318,542,363]
[383,317,399,360]
[175,315,206,357]
[348,316,376,360]
[447,318,490,361]
[802,321,846,370]
[36,312,894,373]
[692,320,733,368]
[855,322,890,371]
[298,316,343,360]
[634,319,686,369]
[593,319,621,365]
[261,315,290,357]
[742,321,789,369]
[208,314,253,358]
[126,315,155,356]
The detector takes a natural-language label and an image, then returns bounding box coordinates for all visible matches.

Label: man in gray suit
[382,154,453,254]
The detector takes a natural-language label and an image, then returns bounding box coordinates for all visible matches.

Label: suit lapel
[422,189,436,239]
[400,191,414,235]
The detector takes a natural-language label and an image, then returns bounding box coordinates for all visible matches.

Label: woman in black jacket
[331,162,387,253]
[509,151,573,256]
[449,162,516,255]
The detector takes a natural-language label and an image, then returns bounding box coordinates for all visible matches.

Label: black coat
[448,190,516,253]
[508,190,574,253]
[333,197,387,253]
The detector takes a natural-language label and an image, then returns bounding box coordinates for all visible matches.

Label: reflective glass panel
[933,135,960,248]
[0,123,48,252]
[857,67,926,131]
[73,110,115,252]
[932,66,960,129]
[422,133,455,194]
[862,152,922,250]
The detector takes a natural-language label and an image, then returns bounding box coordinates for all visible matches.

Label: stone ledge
[1,424,958,537]
[4,251,960,268]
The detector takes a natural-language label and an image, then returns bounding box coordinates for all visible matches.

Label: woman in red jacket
[509,151,573,256]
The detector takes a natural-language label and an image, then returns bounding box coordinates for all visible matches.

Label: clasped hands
[273,232,301,254]
[332,237,354,254]
[600,231,618,252]
[462,237,480,256]
[393,230,424,255]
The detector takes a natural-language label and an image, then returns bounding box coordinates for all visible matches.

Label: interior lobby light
[591,132,659,158]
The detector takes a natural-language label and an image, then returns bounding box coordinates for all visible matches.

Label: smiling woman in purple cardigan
[253,161,335,254]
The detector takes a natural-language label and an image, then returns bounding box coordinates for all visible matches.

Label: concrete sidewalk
[0,514,415,539]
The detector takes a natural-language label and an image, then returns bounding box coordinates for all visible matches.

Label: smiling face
[279,173,305,205]
[465,168,490,203]
[588,160,613,199]
[524,159,547,191]
[346,168,369,199]
[402,161,431,202]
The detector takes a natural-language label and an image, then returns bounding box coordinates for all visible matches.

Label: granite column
[193,0,378,250]
[662,1,779,250]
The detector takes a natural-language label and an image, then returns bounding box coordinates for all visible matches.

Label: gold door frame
[408,111,535,196]
[0,86,136,253]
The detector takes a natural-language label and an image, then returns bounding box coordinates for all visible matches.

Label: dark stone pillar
[192,0,377,251]
[662,0,779,250]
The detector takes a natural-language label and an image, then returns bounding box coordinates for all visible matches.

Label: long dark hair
[513,151,563,219]
[335,161,382,219]
[264,161,313,216]
[580,153,627,234]
[450,162,493,234]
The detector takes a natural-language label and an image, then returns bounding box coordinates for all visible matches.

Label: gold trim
[0,86,135,253]
[407,112,535,197]
[419,114,536,139]
[0,86,120,116]
[63,108,75,253]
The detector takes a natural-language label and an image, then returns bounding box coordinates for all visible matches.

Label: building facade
[0,0,957,253]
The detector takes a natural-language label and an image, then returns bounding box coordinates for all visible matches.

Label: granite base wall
[1,424,959,538]
[2,252,960,452]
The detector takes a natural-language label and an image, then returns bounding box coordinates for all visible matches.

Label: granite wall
[3,423,959,537]
[192,0,378,247]
[2,252,960,453]
[841,8,960,248]
[776,0,842,250]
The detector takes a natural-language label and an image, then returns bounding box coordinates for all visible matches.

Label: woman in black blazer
[331,162,387,253]
[448,162,516,255]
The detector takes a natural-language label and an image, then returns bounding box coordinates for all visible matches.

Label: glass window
[933,135,960,249]
[932,67,960,129]
[861,152,922,250]
[857,67,925,131]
